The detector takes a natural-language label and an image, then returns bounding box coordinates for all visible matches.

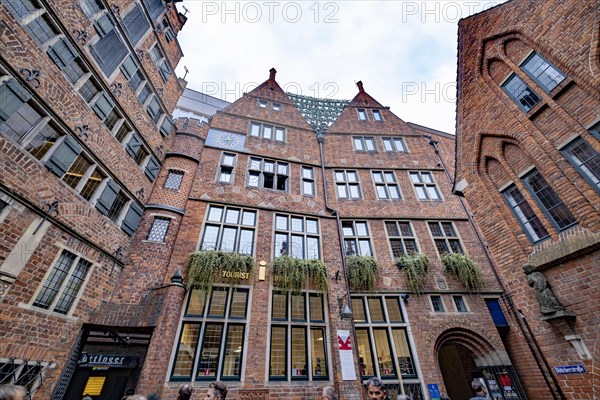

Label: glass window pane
[275,233,288,257]
[392,328,416,376]
[291,327,307,377]
[302,167,313,179]
[291,217,304,232]
[383,139,393,152]
[384,172,395,183]
[222,325,244,377]
[250,123,260,136]
[422,172,433,183]
[306,219,318,234]
[302,180,313,194]
[309,294,324,321]
[354,137,364,151]
[385,297,403,322]
[263,125,273,139]
[409,172,421,183]
[272,292,287,320]
[225,209,240,224]
[275,215,288,230]
[270,327,287,377]
[368,297,385,322]
[373,329,395,376]
[373,172,384,183]
[357,328,375,376]
[365,138,375,151]
[385,221,399,236]
[207,206,223,222]
[358,240,372,256]
[172,323,200,377]
[427,186,441,200]
[311,328,327,378]
[389,186,401,199]
[306,237,320,260]
[291,293,306,321]
[347,171,358,182]
[394,138,406,152]
[342,221,354,236]
[352,297,366,323]
[220,227,237,252]
[249,158,261,170]
[186,288,206,315]
[337,184,348,198]
[335,171,345,182]
[429,222,443,237]
[201,225,219,250]
[239,229,254,255]
[356,222,368,236]
[290,235,304,259]
[415,186,427,200]
[197,324,223,378]
[377,186,388,199]
[241,211,256,226]
[208,288,228,317]
[229,289,248,318]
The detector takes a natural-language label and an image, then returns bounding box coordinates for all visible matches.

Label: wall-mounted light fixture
[338,295,353,320]
[401,293,410,304]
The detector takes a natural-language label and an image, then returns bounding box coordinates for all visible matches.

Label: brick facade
[456,0,600,399]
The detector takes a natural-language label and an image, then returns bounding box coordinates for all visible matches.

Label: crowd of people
[1,377,488,400]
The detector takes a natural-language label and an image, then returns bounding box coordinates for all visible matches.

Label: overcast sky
[174,1,508,134]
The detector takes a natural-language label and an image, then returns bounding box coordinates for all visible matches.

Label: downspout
[316,130,365,399]
[423,134,564,400]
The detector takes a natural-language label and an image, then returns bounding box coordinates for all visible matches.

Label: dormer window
[258,100,268,108]
[372,110,382,121]
[358,109,367,121]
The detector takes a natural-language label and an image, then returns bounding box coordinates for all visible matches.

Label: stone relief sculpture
[523,264,565,315]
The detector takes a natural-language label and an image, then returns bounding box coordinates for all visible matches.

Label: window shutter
[92,92,114,120]
[48,38,78,69]
[121,202,143,236]
[125,133,142,159]
[120,55,138,81]
[144,156,160,181]
[159,61,172,81]
[160,116,174,136]
[95,179,120,215]
[0,79,31,121]
[143,0,165,21]
[46,135,82,177]
[91,20,128,76]
[147,97,160,122]
[123,4,150,46]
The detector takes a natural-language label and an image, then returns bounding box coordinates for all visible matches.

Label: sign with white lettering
[79,354,138,369]
[554,364,586,375]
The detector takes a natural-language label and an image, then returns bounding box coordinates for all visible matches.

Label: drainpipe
[423,134,564,400]
[316,130,365,399]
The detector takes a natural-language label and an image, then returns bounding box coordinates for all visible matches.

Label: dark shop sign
[79,354,138,368]
[554,364,586,375]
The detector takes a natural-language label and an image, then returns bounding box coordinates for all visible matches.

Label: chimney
[269,68,277,80]
[356,80,365,93]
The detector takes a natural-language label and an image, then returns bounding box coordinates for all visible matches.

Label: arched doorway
[434,328,525,400]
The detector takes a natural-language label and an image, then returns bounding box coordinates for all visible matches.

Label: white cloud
[176,1,508,133]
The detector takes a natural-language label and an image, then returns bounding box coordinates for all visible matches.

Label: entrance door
[438,343,479,400]
[65,367,133,400]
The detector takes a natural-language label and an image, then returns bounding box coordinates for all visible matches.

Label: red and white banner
[337,330,356,380]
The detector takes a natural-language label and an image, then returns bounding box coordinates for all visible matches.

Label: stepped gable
[211,68,312,132]
[327,80,412,136]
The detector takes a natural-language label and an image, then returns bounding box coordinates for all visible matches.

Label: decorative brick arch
[433,326,509,367]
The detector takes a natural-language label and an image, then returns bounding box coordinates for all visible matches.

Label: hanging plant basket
[272,256,328,293]
[396,253,430,295]
[442,253,484,291]
[187,250,255,292]
[345,255,378,292]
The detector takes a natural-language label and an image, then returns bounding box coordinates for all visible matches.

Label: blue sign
[554,364,587,374]
[427,383,441,400]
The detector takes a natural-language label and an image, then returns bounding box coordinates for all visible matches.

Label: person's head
[0,385,26,400]
[205,381,227,400]
[177,384,194,400]
[471,380,486,395]
[367,377,388,400]
[321,386,338,400]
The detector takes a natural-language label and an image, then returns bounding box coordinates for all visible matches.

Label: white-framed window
[269,290,329,381]
[218,153,236,184]
[247,157,289,191]
[165,170,184,190]
[372,109,383,121]
[199,205,256,255]
[452,295,468,312]
[301,166,315,196]
[171,286,249,381]
[429,295,445,313]
[147,216,170,242]
[373,171,401,200]
[428,221,464,256]
[353,136,376,151]
[382,137,407,153]
[32,249,92,315]
[335,170,361,199]
[409,171,441,201]
[352,294,422,393]
[249,122,285,142]
[358,109,367,121]
[342,220,372,256]
[385,221,418,258]
[502,73,541,112]
[274,214,320,260]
